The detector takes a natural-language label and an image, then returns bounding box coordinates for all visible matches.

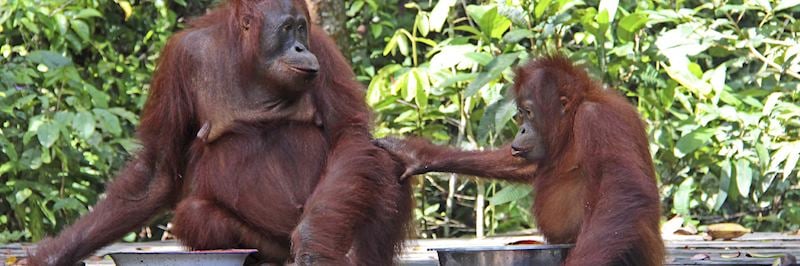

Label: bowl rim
[430,244,574,252]
[108,249,258,255]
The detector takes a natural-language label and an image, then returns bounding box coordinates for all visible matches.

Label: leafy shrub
[0,0,214,242]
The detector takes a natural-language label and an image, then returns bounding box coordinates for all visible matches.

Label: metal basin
[432,244,573,266]
[108,249,257,266]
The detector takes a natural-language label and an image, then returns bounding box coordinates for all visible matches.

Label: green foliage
[0,0,214,243]
[361,0,800,237]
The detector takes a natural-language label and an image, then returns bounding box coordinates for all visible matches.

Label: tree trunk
[305,0,349,56]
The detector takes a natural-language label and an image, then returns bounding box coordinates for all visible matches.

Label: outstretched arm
[28,155,175,266]
[28,31,196,266]
[374,137,537,183]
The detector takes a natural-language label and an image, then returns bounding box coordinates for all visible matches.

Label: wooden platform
[3,233,798,265]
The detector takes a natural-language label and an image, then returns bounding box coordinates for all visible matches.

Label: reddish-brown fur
[27,1,412,265]
[378,55,664,265]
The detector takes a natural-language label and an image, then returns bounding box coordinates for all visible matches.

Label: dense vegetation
[1,0,798,243]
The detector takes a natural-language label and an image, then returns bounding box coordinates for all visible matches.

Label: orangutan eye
[519,107,532,117]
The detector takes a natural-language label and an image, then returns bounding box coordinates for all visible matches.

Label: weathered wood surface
[3,233,799,265]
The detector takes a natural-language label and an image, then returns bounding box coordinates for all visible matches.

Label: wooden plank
[3,233,798,265]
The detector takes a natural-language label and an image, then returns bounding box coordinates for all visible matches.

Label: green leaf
[465,5,511,39]
[534,0,553,19]
[15,188,32,204]
[437,73,477,89]
[27,51,71,68]
[489,184,532,205]
[0,162,14,176]
[503,29,533,44]
[763,92,783,116]
[756,143,770,171]
[735,159,752,197]
[655,23,718,60]
[70,19,91,42]
[775,0,800,11]
[72,111,96,139]
[768,142,800,180]
[383,33,399,56]
[36,121,59,148]
[466,52,519,97]
[412,69,428,111]
[346,0,364,17]
[616,12,648,42]
[86,85,110,108]
[416,13,430,37]
[674,128,715,158]
[597,0,619,23]
[55,14,69,35]
[429,0,456,32]
[782,142,800,179]
[93,109,122,136]
[494,99,516,133]
[673,177,693,215]
[424,203,440,215]
[75,8,103,19]
[53,197,85,212]
[118,1,133,20]
[123,232,137,242]
[714,160,732,210]
[396,32,409,56]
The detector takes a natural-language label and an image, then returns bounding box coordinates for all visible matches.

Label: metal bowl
[108,249,257,266]
[432,244,573,266]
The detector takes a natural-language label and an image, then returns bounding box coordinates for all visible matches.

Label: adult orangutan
[376,55,664,265]
[28,0,412,265]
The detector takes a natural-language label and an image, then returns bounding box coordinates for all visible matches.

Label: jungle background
[0,0,798,243]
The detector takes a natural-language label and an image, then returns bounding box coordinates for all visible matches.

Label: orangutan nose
[511,146,524,157]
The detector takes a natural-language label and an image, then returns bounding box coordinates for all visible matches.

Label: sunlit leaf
[75,8,103,19]
[429,0,456,32]
[782,142,800,180]
[417,13,430,37]
[466,52,519,97]
[673,178,694,215]
[674,128,715,158]
[396,32,409,56]
[93,108,122,136]
[15,188,32,204]
[617,12,648,42]
[735,159,752,197]
[598,0,619,23]
[489,184,532,205]
[70,20,91,42]
[534,0,552,19]
[346,0,364,17]
[117,0,133,20]
[36,121,59,148]
[27,51,71,68]
[714,160,731,210]
[503,29,533,44]
[465,4,511,39]
[72,111,96,139]
[775,0,800,11]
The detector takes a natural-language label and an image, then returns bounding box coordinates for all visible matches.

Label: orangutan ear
[240,15,253,31]
[560,96,569,113]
